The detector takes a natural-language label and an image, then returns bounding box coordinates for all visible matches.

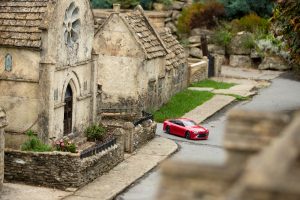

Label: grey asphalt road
[116,74,300,200]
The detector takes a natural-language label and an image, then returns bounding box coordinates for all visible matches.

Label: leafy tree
[272,0,300,71]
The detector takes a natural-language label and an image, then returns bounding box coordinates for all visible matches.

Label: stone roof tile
[0,0,50,49]
[122,8,167,59]
[160,30,186,70]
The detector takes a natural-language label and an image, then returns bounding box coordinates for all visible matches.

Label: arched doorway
[64,85,73,135]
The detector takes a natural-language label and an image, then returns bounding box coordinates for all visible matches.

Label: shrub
[177,1,224,34]
[272,0,300,71]
[85,124,107,141]
[212,25,232,48]
[190,1,225,29]
[230,13,270,34]
[55,139,77,153]
[21,130,53,152]
[91,0,113,8]
[218,0,274,20]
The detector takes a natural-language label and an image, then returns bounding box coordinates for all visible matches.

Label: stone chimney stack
[113,4,120,13]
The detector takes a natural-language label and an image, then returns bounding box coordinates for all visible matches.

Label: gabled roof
[0,0,51,49]
[159,29,186,71]
[96,6,167,60]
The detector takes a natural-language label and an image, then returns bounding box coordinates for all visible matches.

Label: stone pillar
[0,107,8,191]
[91,51,99,123]
[38,61,56,143]
[113,128,125,155]
[123,122,135,153]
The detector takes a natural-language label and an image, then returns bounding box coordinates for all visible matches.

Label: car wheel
[166,126,170,134]
[185,131,190,140]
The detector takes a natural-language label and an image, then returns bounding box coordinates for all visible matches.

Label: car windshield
[182,120,197,127]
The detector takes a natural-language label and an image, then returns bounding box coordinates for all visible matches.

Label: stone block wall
[4,132,124,189]
[123,120,156,153]
[188,59,208,84]
[157,109,299,200]
[0,108,8,191]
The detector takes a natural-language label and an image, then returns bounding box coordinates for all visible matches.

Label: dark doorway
[64,85,73,135]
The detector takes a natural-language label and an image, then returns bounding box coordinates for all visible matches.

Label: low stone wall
[123,120,157,153]
[189,59,208,84]
[4,131,125,189]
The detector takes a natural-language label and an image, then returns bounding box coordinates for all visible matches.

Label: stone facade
[94,5,188,114]
[0,108,8,191]
[157,109,299,200]
[4,129,124,189]
[0,0,97,147]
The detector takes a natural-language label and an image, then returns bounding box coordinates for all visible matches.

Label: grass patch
[190,79,236,89]
[153,90,214,122]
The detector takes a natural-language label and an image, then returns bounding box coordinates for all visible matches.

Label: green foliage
[230,13,270,34]
[91,0,113,8]
[21,130,53,152]
[272,0,300,70]
[212,25,232,48]
[55,139,77,153]
[177,1,224,34]
[190,79,236,89]
[153,90,214,122]
[241,34,256,49]
[218,0,274,20]
[85,124,107,141]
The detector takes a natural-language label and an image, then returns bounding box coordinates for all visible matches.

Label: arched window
[5,54,12,71]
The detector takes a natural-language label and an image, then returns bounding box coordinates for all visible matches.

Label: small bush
[212,26,232,48]
[231,13,270,34]
[85,124,107,141]
[55,139,77,153]
[21,130,53,152]
[177,1,224,34]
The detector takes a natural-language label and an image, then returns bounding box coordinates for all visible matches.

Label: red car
[163,118,209,140]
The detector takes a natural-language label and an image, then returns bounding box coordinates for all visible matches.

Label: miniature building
[94,5,188,113]
[0,107,8,191]
[0,0,96,147]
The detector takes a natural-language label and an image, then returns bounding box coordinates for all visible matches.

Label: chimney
[113,4,120,13]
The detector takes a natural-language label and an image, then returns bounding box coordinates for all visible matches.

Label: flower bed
[4,132,124,189]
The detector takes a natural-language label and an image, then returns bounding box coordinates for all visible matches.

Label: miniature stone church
[0,0,97,147]
[0,1,187,148]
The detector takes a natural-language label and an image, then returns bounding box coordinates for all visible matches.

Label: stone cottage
[0,0,96,147]
[94,5,187,114]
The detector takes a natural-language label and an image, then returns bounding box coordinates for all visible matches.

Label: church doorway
[64,85,73,135]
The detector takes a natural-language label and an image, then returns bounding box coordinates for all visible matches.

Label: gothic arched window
[63,2,80,47]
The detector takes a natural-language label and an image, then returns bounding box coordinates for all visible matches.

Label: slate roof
[122,8,167,59]
[159,29,186,71]
[0,0,50,49]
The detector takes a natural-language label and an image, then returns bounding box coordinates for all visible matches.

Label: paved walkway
[221,65,282,80]
[182,95,236,124]
[1,137,178,200]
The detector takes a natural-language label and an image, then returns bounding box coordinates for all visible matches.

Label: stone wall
[157,109,298,200]
[0,108,8,191]
[101,117,156,153]
[188,59,208,84]
[123,120,156,153]
[4,130,124,189]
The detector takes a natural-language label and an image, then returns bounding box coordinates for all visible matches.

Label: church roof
[0,0,50,49]
[159,29,186,71]
[122,7,167,59]
[96,6,168,60]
